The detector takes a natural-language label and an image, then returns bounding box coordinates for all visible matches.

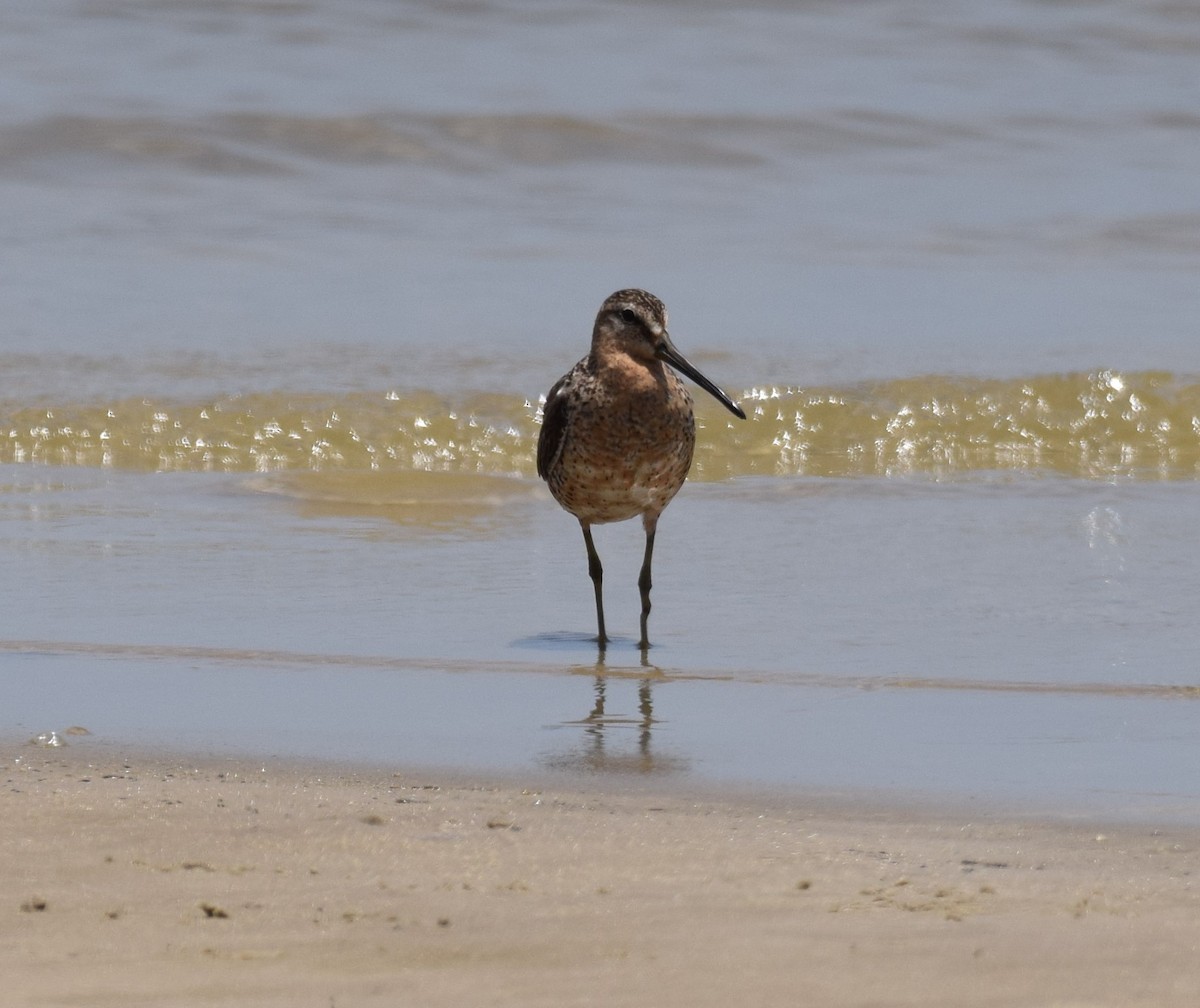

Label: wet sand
[5,744,1200,1007]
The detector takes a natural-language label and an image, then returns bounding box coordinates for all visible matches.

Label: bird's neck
[590,346,669,396]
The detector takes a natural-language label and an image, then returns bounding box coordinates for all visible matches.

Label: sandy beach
[5,743,1199,1007]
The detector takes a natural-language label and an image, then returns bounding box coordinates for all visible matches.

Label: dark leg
[637,515,658,650]
[580,521,607,647]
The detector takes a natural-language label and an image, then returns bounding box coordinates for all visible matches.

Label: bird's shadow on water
[512,631,607,651]
[513,630,623,651]
[512,633,688,777]
[512,631,659,664]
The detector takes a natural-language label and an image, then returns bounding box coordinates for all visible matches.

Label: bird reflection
[540,656,689,777]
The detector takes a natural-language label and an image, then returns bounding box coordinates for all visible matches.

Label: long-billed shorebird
[536,289,746,649]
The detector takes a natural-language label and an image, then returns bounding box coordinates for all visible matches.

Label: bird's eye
[619,308,639,325]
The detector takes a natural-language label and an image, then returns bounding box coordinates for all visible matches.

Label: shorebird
[536,289,746,649]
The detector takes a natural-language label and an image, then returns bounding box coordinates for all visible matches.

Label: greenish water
[5,369,1199,480]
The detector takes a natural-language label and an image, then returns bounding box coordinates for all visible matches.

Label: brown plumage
[537,289,745,650]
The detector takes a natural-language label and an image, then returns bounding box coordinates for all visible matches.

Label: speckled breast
[547,371,697,525]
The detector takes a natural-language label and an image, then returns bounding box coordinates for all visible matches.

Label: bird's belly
[549,442,693,525]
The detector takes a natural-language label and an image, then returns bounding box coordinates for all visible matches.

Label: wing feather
[536,376,570,481]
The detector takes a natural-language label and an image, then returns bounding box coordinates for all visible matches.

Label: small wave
[0,107,1030,182]
[0,111,762,180]
[0,115,287,177]
[3,370,1199,481]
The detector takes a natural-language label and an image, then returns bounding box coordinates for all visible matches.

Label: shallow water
[3,0,1199,822]
[5,464,1199,823]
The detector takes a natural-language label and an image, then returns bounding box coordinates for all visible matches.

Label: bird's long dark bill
[657,338,746,420]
